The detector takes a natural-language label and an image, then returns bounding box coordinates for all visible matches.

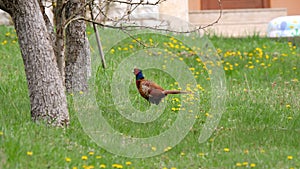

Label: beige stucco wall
[159,0,189,22]
[271,0,300,15]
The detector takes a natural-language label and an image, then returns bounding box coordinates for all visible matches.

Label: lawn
[0,25,300,169]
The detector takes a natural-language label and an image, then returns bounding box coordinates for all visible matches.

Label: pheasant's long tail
[163,90,191,95]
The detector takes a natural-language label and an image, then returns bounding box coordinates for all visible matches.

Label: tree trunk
[0,0,69,126]
[65,0,91,92]
[53,0,66,79]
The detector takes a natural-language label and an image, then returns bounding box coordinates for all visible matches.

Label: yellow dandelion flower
[242,162,248,166]
[96,155,102,159]
[180,152,185,156]
[72,167,78,169]
[250,163,256,168]
[236,162,242,167]
[5,32,11,36]
[1,40,7,45]
[0,131,3,136]
[164,146,172,152]
[79,91,84,95]
[81,155,88,160]
[88,151,94,156]
[248,65,254,69]
[100,164,106,168]
[112,164,123,168]
[129,45,134,49]
[171,167,177,169]
[125,161,132,165]
[223,148,230,152]
[288,155,293,160]
[288,116,293,120]
[286,104,291,108]
[65,157,71,162]
[151,146,157,151]
[27,151,33,156]
[179,57,183,61]
[189,67,195,71]
[198,152,205,157]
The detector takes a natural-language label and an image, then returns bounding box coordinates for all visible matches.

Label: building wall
[188,0,300,15]
[270,0,300,15]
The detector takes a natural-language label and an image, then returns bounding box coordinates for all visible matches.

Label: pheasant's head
[133,68,144,80]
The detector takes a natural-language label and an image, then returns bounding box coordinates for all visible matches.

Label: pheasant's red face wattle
[133,68,141,75]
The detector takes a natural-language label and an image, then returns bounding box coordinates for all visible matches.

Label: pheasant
[133,68,189,105]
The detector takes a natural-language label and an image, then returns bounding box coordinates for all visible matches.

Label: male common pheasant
[134,68,189,105]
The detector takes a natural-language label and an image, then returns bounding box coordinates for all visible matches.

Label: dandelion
[100,164,106,168]
[223,148,230,152]
[250,163,256,168]
[189,67,195,71]
[286,104,291,108]
[242,162,248,166]
[81,155,88,160]
[112,164,123,168]
[248,65,254,69]
[96,155,102,159]
[151,146,157,151]
[164,146,172,152]
[85,165,94,169]
[171,167,177,169]
[65,157,71,162]
[1,40,7,45]
[180,152,185,156]
[236,162,242,167]
[0,131,3,136]
[110,49,115,54]
[27,151,33,156]
[287,155,293,160]
[5,32,11,36]
[72,167,78,169]
[88,151,94,156]
[198,152,205,157]
[125,161,132,166]
[288,116,293,120]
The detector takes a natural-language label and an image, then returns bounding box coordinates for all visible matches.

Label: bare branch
[106,0,166,6]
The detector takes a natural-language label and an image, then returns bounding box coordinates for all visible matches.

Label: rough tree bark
[0,0,69,126]
[53,0,66,79]
[65,0,91,92]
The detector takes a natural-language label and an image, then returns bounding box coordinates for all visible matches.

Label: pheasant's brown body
[134,68,189,105]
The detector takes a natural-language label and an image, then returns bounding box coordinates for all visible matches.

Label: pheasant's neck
[136,72,144,80]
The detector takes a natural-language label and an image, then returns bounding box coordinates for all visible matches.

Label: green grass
[1,25,300,169]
